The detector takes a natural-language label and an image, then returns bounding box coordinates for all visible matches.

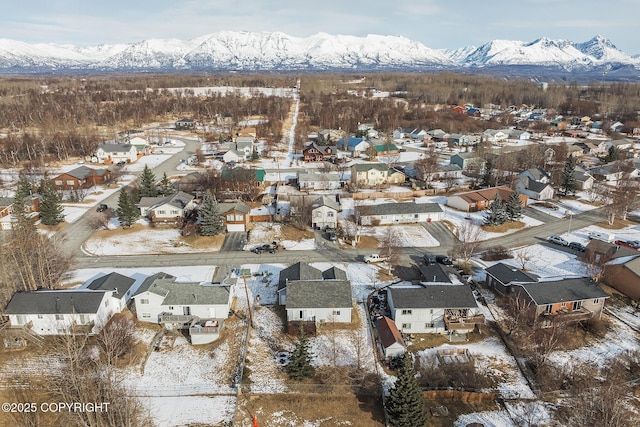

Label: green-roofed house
[350,163,406,187]
[373,143,399,155]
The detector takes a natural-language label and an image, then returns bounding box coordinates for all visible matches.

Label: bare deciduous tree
[379,226,402,275]
[96,315,138,366]
[452,221,483,266]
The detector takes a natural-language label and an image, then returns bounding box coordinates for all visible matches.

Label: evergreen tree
[484,194,507,226]
[12,175,34,230]
[158,172,175,197]
[139,165,157,198]
[38,173,65,226]
[116,189,138,228]
[561,154,577,196]
[287,328,314,381]
[481,157,495,187]
[505,191,524,222]
[198,191,224,236]
[386,354,427,427]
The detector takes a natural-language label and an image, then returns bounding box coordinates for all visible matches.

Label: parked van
[587,231,615,242]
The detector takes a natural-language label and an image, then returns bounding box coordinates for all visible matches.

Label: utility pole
[242,272,253,328]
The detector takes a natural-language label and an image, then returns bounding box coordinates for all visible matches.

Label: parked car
[96,204,108,213]
[326,230,337,241]
[435,255,453,265]
[423,252,436,265]
[548,235,569,246]
[614,240,640,250]
[568,242,586,252]
[251,242,278,254]
[364,254,388,263]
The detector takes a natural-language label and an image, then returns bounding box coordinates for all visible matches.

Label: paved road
[57,135,202,258]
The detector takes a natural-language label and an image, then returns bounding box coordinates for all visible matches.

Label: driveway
[220,232,247,252]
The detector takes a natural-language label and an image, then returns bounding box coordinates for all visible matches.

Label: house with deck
[277,263,351,332]
[138,191,196,223]
[94,143,138,164]
[132,272,233,344]
[83,272,137,312]
[303,143,337,162]
[387,286,484,336]
[3,290,117,336]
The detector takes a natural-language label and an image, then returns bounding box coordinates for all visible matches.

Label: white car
[364,254,388,263]
[548,235,569,246]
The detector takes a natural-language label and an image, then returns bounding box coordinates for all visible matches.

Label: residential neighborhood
[1,74,640,427]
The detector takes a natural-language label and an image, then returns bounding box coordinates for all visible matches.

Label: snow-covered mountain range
[0,32,638,78]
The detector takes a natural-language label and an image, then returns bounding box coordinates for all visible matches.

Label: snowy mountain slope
[450,35,639,70]
[0,31,637,73]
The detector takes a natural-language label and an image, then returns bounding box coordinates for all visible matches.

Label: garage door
[226,223,245,232]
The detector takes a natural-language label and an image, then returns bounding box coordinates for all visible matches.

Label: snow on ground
[83,222,218,256]
[549,315,640,369]
[247,222,317,251]
[144,396,235,427]
[509,244,588,278]
[63,265,216,288]
[417,336,536,400]
[359,224,440,248]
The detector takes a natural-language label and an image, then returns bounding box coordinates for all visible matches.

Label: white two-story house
[310,196,339,230]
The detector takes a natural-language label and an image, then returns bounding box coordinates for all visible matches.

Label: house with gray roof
[138,191,196,223]
[132,272,233,337]
[515,176,554,200]
[513,278,608,328]
[218,200,251,232]
[387,285,484,335]
[310,195,340,229]
[4,290,117,336]
[94,143,138,164]
[450,152,486,171]
[84,272,137,311]
[485,262,539,295]
[276,263,351,325]
[298,171,342,190]
[359,201,443,225]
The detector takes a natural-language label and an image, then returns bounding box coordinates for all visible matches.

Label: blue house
[337,137,370,155]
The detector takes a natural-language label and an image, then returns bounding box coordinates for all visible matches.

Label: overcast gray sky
[3,0,639,55]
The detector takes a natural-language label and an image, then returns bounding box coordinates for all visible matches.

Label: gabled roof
[522,167,550,182]
[133,272,176,297]
[62,166,109,180]
[285,280,352,309]
[218,200,250,215]
[622,256,640,276]
[374,144,398,153]
[5,290,109,315]
[517,278,608,305]
[452,186,515,205]
[338,137,369,148]
[86,272,136,299]
[362,201,443,216]
[278,262,347,290]
[352,163,390,173]
[162,283,231,306]
[389,286,478,309]
[519,177,552,193]
[304,143,336,155]
[298,171,341,183]
[150,191,194,210]
[312,195,339,212]
[418,263,451,283]
[98,143,134,153]
[376,316,406,350]
[485,262,539,285]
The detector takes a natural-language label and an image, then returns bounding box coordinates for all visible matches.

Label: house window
[55,314,64,320]
[332,310,341,316]
[141,298,149,304]
[401,309,412,315]
[593,299,600,304]
[573,301,582,310]
[37,314,43,319]
[234,214,244,221]
[426,322,435,328]
[414,214,419,219]
[430,309,433,314]
[55,180,63,185]
[168,306,174,310]
[157,210,166,215]
[545,305,552,314]
[104,300,108,307]
[327,212,334,217]
[401,323,411,330]
[142,313,151,319]
[170,210,179,215]
[67,180,75,186]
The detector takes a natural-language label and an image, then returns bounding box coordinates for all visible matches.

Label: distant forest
[0,73,638,167]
